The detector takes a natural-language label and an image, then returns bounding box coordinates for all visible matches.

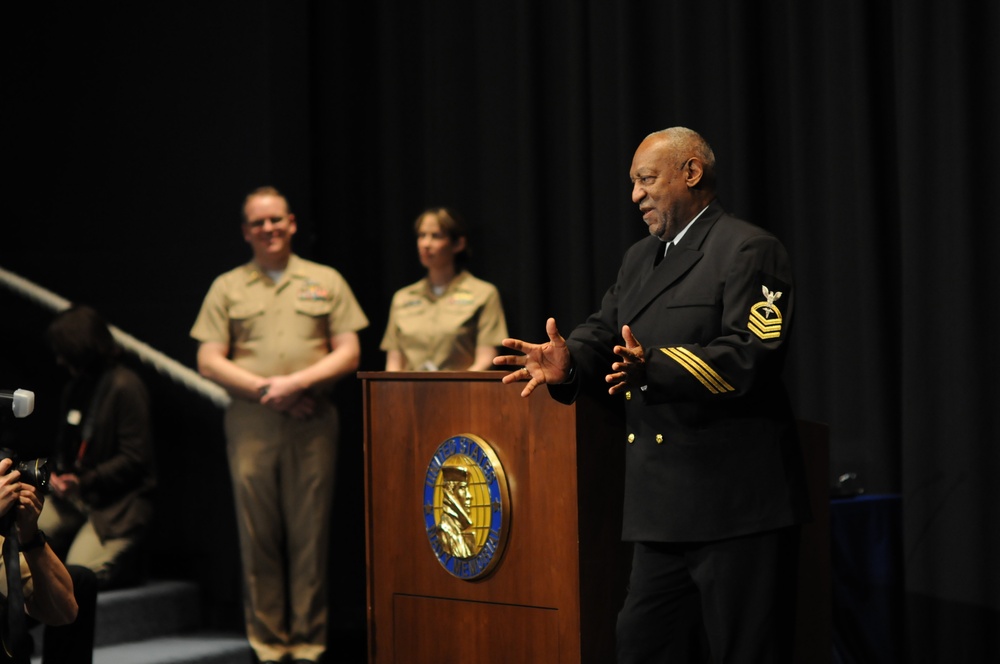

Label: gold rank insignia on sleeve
[659,346,735,394]
[749,285,783,340]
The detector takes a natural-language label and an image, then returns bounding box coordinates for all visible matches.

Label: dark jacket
[551,201,810,542]
[56,364,156,541]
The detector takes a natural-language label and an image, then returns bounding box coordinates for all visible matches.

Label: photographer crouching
[1,386,96,664]
[0,453,79,663]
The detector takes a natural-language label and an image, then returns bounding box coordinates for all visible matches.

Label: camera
[0,448,50,493]
[0,388,50,492]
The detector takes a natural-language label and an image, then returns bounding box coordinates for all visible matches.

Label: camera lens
[16,458,50,492]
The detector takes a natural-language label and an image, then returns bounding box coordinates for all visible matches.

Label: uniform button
[627,433,635,444]
[655,434,664,444]
[625,391,631,400]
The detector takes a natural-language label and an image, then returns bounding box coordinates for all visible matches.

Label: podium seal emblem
[423,433,510,580]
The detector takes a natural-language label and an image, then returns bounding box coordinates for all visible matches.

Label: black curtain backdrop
[2,1,997,660]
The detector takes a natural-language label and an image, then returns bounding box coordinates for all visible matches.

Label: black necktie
[654,241,671,267]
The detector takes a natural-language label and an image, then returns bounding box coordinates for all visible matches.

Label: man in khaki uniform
[191,186,368,664]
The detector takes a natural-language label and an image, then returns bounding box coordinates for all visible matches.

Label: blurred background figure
[39,304,157,591]
[191,186,369,664]
[381,207,508,371]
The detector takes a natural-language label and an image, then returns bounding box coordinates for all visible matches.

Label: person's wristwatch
[20,530,47,552]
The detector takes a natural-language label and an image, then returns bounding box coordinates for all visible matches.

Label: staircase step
[96,579,204,646]
[33,632,252,664]
[94,633,252,664]
[26,578,376,663]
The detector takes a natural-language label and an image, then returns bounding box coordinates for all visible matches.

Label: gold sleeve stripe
[660,347,735,394]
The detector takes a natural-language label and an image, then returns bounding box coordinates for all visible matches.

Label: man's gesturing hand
[495,318,572,397]
[607,324,646,395]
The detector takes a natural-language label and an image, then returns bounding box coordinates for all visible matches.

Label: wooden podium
[360,372,830,663]
[359,371,629,664]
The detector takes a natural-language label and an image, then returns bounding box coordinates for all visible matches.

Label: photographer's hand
[14,481,78,626]
[14,482,42,544]
[0,458,21,519]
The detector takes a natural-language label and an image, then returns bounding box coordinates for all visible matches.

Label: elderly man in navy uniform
[495,127,810,663]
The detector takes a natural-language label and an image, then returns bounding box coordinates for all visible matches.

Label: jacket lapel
[620,202,724,323]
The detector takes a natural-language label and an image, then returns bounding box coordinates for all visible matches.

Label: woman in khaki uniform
[381,208,508,371]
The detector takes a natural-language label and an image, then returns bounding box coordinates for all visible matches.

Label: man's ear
[684,158,704,188]
[453,236,467,253]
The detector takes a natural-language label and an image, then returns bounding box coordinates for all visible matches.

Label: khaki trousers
[224,398,339,663]
[37,497,136,589]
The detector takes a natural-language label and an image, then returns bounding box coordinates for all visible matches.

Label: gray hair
[648,127,717,185]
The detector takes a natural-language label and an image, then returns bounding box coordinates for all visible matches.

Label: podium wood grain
[360,372,628,664]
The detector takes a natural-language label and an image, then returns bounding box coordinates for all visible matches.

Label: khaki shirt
[380,270,507,371]
[191,254,369,378]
